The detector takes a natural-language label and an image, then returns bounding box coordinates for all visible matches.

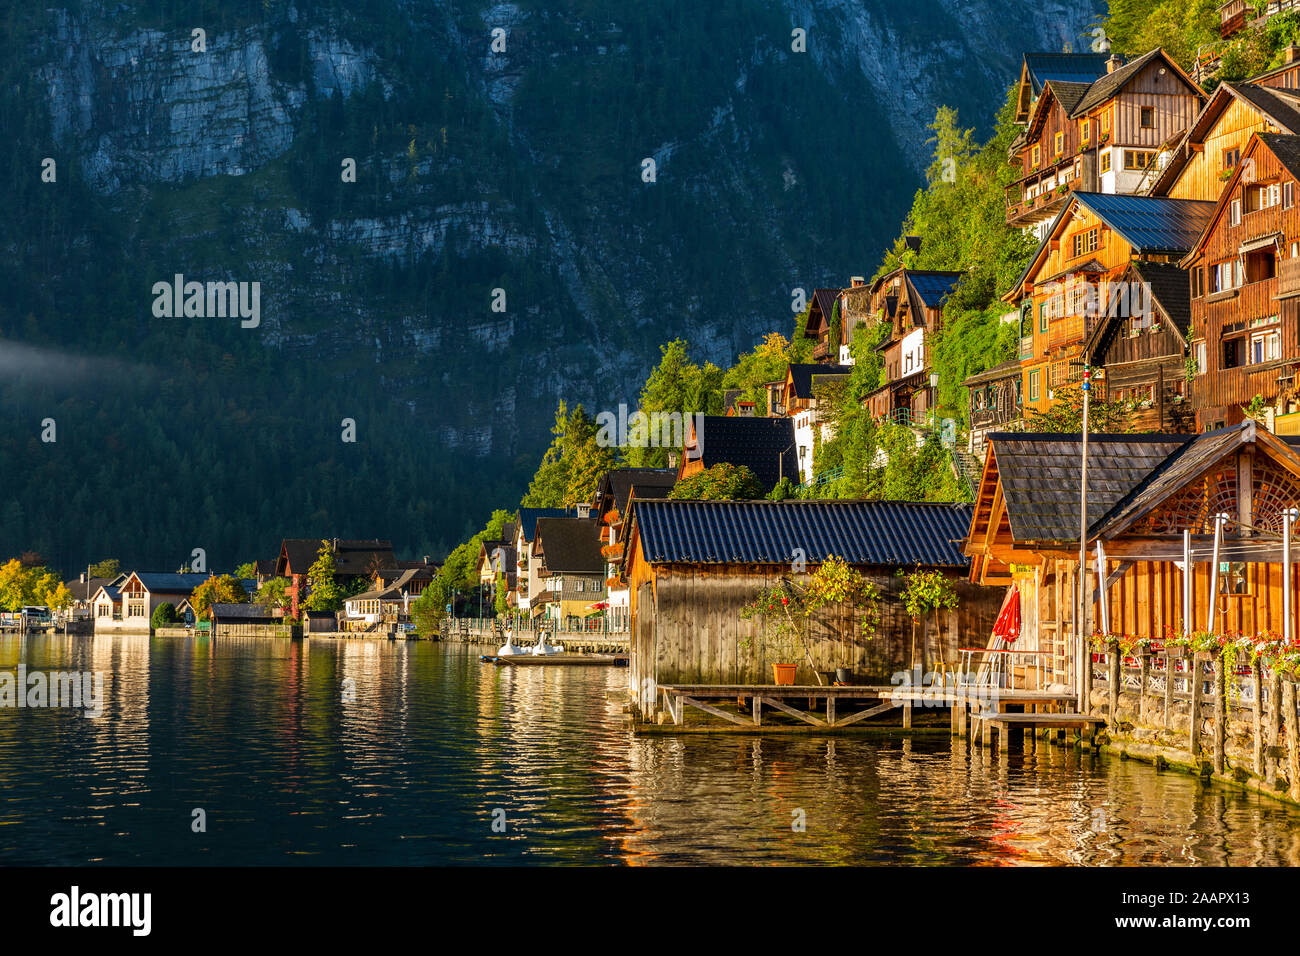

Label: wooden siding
[1186,138,1300,428]
[1100,356,1195,431]
[1168,97,1280,202]
[1104,61,1201,148]
[629,564,1004,688]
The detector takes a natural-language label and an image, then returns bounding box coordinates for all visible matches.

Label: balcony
[1019,335,1034,359]
[1220,0,1246,36]
[1190,357,1300,410]
[1045,314,1094,352]
[1005,156,1085,226]
[1279,256,1300,298]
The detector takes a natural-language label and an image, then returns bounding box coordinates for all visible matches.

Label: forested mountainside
[0,0,1101,571]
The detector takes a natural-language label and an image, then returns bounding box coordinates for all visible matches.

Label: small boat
[496,631,526,657]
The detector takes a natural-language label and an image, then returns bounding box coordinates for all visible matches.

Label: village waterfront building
[591,469,677,633]
[513,508,578,615]
[679,415,799,492]
[864,268,963,427]
[1002,191,1213,422]
[965,423,1300,697]
[620,498,1003,707]
[1180,131,1300,432]
[91,571,209,633]
[530,516,606,629]
[274,538,396,617]
[1005,49,1204,240]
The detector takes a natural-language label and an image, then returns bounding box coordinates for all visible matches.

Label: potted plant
[740,557,881,686]
[900,568,958,679]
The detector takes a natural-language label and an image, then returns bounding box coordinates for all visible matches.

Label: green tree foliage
[150,602,179,628]
[234,562,257,580]
[1103,0,1220,71]
[625,340,724,467]
[668,463,764,501]
[190,574,249,620]
[255,577,292,614]
[721,332,794,415]
[494,571,509,617]
[88,559,121,579]
[521,402,615,508]
[303,541,343,612]
[1023,382,1139,433]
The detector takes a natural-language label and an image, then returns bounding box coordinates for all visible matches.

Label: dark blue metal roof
[906,271,963,310]
[130,572,212,594]
[516,507,577,542]
[1023,53,1111,96]
[631,500,973,568]
[1073,193,1215,255]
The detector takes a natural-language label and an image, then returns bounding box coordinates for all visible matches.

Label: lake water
[1,634,1299,866]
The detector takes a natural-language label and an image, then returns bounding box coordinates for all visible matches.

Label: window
[1080,118,1091,144]
[1101,108,1111,134]
[1100,149,1112,174]
[1224,337,1245,369]
[1031,144,1041,166]
[1230,199,1242,226]
[1190,266,1204,298]
[1140,106,1155,128]
[1223,147,1241,173]
[1054,131,1064,156]
[1071,228,1099,259]
[1251,329,1280,364]
[1211,258,1243,292]
[1029,369,1041,402]
[1246,183,1282,212]
[128,601,145,618]
[1219,562,1249,595]
[1123,150,1156,170]
[575,579,585,592]
[1039,301,1049,333]
[1195,341,1207,375]
[1245,248,1277,282]
[97,604,109,618]
[1286,181,1295,209]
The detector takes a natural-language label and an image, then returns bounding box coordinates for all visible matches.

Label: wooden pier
[642,683,1093,737]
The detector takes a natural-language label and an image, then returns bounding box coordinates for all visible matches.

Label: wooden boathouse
[965,421,1300,697]
[620,499,1005,721]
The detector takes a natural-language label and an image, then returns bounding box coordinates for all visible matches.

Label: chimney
[850,275,865,287]
[80,572,86,584]
[423,555,430,565]
[1106,54,1123,74]
[668,451,680,469]
[576,503,592,519]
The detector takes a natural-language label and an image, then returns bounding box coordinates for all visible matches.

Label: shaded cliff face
[0,0,1102,569]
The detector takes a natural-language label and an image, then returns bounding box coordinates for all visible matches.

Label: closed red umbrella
[992,585,1021,644]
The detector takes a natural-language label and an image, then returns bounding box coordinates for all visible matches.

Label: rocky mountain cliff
[0,0,1102,568]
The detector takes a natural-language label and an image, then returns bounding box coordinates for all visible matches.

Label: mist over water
[0,636,1297,866]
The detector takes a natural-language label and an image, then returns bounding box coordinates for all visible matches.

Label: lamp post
[1077,364,1091,713]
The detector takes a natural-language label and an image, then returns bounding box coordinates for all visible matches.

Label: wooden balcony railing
[1189,358,1300,409]
[1279,256,1300,297]
[1046,314,1089,352]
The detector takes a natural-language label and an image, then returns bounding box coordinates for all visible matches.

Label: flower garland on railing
[1093,627,1300,682]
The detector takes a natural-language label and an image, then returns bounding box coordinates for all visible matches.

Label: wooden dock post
[1267,672,1282,788]
[1213,654,1226,777]
[1163,653,1173,731]
[980,716,991,749]
[1138,653,1149,723]
[1285,679,1300,801]
[1107,641,1120,725]
[1189,655,1203,759]
[1252,660,1264,777]
[902,702,912,729]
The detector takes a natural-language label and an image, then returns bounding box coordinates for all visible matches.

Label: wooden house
[963,359,1023,462]
[1246,42,1300,91]
[531,516,605,629]
[513,508,577,613]
[1180,132,1300,431]
[801,288,843,362]
[1082,260,1196,432]
[620,499,1003,703]
[679,415,799,492]
[1006,49,1204,237]
[591,469,677,632]
[274,538,396,617]
[1149,81,1300,201]
[1013,52,1113,126]
[773,364,853,482]
[1002,191,1214,421]
[965,423,1300,696]
[864,269,963,426]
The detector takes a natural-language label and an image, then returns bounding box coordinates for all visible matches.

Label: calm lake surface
[2,634,1300,866]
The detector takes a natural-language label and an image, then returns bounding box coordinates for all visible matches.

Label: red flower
[781,596,789,606]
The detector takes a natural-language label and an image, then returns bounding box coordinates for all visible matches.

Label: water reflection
[0,637,1297,865]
